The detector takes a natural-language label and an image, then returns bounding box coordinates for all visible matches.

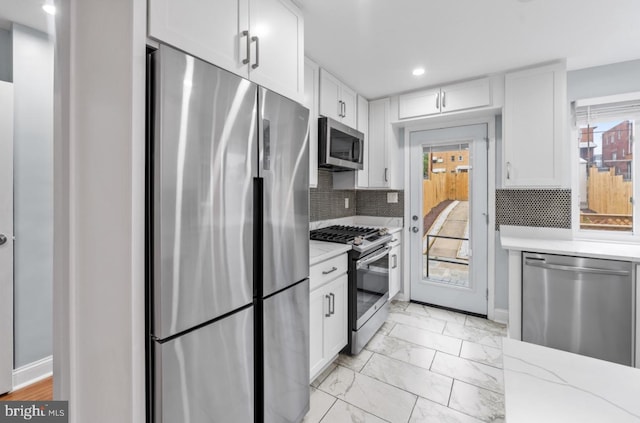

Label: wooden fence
[423,172,469,214]
[587,167,632,215]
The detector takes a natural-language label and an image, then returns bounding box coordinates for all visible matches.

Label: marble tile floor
[304,301,507,423]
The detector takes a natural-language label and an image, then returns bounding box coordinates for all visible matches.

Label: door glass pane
[578,121,633,232]
[422,143,470,286]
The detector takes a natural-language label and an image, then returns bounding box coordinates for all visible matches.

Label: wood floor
[0,377,53,401]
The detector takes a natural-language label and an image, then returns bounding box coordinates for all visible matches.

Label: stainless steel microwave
[318,117,364,171]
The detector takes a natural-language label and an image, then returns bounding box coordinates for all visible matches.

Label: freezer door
[155,306,253,423]
[153,44,257,339]
[263,279,310,423]
[259,88,310,297]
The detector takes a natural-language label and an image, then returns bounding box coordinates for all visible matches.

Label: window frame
[572,92,640,242]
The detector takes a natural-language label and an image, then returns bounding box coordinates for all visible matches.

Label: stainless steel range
[310,225,392,354]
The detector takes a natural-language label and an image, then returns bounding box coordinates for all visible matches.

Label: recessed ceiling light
[412,67,425,76]
[42,4,56,16]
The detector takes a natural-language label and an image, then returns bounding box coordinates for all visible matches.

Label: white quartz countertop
[309,240,351,266]
[503,338,640,423]
[500,226,640,261]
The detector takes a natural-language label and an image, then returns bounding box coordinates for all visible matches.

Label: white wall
[568,59,640,101]
[12,24,54,368]
[54,0,146,421]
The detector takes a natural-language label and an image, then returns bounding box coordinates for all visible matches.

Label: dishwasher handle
[524,259,631,276]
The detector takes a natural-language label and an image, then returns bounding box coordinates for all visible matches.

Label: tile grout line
[316,396,338,423]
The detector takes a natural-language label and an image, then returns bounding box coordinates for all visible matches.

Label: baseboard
[12,355,53,391]
[493,308,509,325]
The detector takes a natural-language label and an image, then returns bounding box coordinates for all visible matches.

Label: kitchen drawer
[310,253,348,291]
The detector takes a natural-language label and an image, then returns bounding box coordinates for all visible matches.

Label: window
[451,155,455,162]
[574,93,640,234]
[458,155,463,161]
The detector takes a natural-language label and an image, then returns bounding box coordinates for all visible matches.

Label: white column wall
[53,0,146,421]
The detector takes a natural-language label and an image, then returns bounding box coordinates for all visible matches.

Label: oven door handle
[356,246,392,269]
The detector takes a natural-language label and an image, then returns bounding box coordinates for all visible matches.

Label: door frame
[400,115,498,321]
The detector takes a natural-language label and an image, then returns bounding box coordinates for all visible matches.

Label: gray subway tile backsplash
[310,170,404,222]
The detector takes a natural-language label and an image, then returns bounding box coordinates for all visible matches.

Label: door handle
[392,254,398,269]
[329,293,335,315]
[263,119,271,170]
[506,161,511,180]
[412,227,419,233]
[251,36,260,69]
[436,92,440,110]
[337,100,342,118]
[442,91,446,109]
[0,234,6,245]
[384,168,388,182]
[342,101,346,118]
[242,30,251,65]
[325,294,331,317]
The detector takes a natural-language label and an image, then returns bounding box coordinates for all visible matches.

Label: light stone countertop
[503,338,640,423]
[500,225,640,261]
[310,240,351,266]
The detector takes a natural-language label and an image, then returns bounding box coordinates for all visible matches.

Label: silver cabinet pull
[342,101,346,117]
[506,161,511,180]
[251,36,260,69]
[242,30,250,65]
[337,100,342,118]
[329,293,335,315]
[322,266,338,275]
[436,92,440,110]
[325,294,331,317]
[392,254,398,269]
[384,168,388,182]
[442,91,446,109]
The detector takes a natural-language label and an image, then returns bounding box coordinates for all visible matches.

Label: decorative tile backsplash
[495,189,572,230]
[310,170,404,222]
[310,170,356,222]
[356,190,404,218]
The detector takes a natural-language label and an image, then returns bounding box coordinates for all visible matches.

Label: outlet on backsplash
[345,198,349,208]
[387,192,398,203]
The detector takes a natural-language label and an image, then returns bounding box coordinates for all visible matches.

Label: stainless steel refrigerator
[147,44,310,423]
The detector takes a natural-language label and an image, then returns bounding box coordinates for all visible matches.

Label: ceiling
[300,0,640,99]
[0,0,50,33]
[1,1,638,100]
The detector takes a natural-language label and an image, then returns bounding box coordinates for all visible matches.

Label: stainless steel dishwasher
[522,252,635,366]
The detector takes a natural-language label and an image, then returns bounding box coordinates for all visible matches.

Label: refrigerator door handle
[263,118,271,171]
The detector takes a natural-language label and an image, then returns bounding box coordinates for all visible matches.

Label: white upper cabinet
[148,0,304,102]
[304,58,320,188]
[398,88,440,119]
[368,98,391,188]
[248,0,304,102]
[356,95,369,188]
[398,78,491,119]
[504,62,567,187]
[319,69,357,128]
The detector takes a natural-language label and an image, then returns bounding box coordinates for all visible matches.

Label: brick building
[602,120,632,179]
[579,126,597,164]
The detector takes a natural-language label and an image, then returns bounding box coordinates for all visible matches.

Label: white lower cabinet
[389,233,402,299]
[309,265,348,381]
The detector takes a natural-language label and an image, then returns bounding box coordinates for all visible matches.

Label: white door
[0,81,13,394]
[409,124,488,315]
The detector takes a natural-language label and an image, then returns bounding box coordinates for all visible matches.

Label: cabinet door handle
[242,30,251,65]
[442,91,446,109]
[506,161,511,180]
[392,254,397,269]
[322,266,337,275]
[329,293,335,315]
[341,101,346,117]
[325,294,331,317]
[384,168,388,182]
[436,92,440,110]
[251,36,260,69]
